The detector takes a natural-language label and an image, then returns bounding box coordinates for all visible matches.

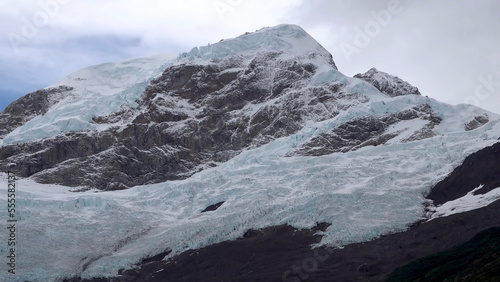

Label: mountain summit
[0,24,499,281]
[0,24,395,190]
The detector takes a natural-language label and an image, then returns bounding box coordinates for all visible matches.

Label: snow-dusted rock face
[0,25,496,191]
[0,24,386,190]
[354,67,421,97]
[291,103,442,156]
[0,86,73,139]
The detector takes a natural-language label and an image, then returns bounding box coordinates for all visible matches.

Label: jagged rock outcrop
[0,86,73,139]
[464,115,489,131]
[354,67,421,97]
[291,103,442,156]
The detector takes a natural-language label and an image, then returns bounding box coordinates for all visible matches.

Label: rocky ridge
[354,67,421,97]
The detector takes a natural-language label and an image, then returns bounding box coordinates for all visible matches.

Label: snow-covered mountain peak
[1,24,343,146]
[177,24,337,69]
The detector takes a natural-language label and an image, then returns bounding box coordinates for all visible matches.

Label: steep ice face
[1,53,175,145]
[1,44,496,190]
[0,59,388,190]
[177,24,337,69]
[1,24,393,191]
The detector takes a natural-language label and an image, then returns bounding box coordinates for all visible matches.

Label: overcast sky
[1,0,499,114]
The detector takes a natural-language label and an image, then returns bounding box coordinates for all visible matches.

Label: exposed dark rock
[292,104,442,156]
[201,201,225,213]
[118,223,330,282]
[427,142,500,206]
[354,68,421,97]
[63,278,109,282]
[386,227,500,281]
[308,199,500,281]
[0,86,73,139]
[464,115,489,131]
